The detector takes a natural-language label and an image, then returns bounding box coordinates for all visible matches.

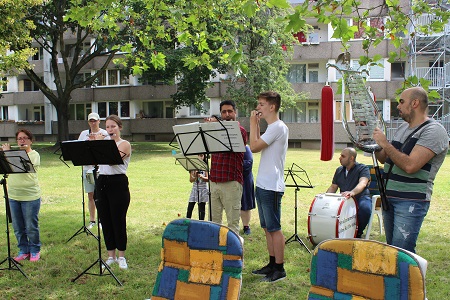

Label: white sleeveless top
[98,140,130,175]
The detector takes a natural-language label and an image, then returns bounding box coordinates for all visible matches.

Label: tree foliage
[0,0,42,75]
[285,0,450,99]
[223,6,309,114]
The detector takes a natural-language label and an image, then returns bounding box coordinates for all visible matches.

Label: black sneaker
[252,265,274,276]
[261,269,286,283]
[243,227,251,235]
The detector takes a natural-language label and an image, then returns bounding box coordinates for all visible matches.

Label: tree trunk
[55,100,70,142]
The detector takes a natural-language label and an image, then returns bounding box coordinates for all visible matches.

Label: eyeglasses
[17,137,30,141]
[89,119,99,123]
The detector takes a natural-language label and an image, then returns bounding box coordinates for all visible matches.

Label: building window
[22,79,40,91]
[335,60,385,81]
[69,103,92,120]
[33,106,45,121]
[1,77,7,91]
[32,47,44,60]
[391,62,405,80]
[96,69,129,87]
[98,101,130,118]
[354,17,385,39]
[190,101,210,117]
[280,101,319,123]
[74,72,93,88]
[1,106,8,120]
[287,64,307,83]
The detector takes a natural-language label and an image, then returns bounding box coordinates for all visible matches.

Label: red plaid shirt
[210,124,247,185]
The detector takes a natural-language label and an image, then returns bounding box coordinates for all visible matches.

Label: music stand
[0,149,36,279]
[284,163,313,254]
[60,140,124,286]
[171,120,245,220]
[65,167,98,242]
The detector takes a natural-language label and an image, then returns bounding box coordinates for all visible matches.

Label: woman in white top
[95,115,131,270]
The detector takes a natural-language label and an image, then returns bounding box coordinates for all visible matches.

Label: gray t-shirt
[385,120,448,200]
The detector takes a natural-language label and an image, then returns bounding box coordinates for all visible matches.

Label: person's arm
[199,170,208,182]
[373,127,436,174]
[326,183,338,193]
[118,140,131,159]
[189,171,197,183]
[249,110,268,153]
[341,177,369,198]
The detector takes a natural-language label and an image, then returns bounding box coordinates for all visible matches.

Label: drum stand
[284,163,313,254]
[285,187,311,253]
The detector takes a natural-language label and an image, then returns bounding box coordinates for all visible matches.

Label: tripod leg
[71,210,122,286]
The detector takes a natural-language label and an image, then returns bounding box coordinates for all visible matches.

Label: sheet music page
[202,121,245,153]
[174,153,208,171]
[173,121,245,154]
[2,150,36,173]
[173,122,207,155]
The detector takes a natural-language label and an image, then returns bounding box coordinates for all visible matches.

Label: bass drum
[307,193,358,246]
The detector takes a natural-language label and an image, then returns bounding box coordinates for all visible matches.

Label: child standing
[187,155,208,220]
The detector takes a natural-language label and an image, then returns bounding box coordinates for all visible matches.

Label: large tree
[1,0,275,141]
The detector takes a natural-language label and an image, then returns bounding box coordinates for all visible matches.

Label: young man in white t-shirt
[249,91,289,283]
[78,112,108,229]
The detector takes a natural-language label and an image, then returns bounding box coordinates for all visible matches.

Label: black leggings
[186,202,206,220]
[95,174,130,251]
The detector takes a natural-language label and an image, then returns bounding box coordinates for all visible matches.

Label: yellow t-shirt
[7,150,41,201]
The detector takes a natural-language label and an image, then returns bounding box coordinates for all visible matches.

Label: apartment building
[1,0,448,148]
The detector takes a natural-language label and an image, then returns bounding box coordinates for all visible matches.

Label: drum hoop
[307,196,318,245]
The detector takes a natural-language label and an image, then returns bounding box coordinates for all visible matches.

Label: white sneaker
[88,221,96,229]
[103,257,116,270]
[117,257,128,270]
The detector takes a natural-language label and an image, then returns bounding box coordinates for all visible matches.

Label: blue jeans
[356,195,372,237]
[255,187,284,232]
[9,198,41,254]
[383,198,430,253]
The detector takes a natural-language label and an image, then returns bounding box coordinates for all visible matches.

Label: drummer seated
[326,147,372,238]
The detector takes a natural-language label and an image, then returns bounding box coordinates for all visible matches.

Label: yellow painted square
[174,280,211,300]
[353,241,397,275]
[189,267,223,285]
[337,268,384,299]
[164,239,190,266]
[190,249,223,270]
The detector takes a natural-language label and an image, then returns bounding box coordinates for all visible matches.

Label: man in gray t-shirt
[373,87,448,253]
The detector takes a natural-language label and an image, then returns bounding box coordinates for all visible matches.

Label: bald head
[339,147,357,169]
[344,147,357,159]
[404,87,428,110]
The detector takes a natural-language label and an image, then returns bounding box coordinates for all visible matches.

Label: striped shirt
[384,120,448,200]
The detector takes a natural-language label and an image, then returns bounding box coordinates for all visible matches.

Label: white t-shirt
[256,120,289,192]
[78,128,109,171]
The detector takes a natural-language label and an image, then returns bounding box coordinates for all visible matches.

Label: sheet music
[173,121,246,154]
[1,150,36,173]
[174,153,208,171]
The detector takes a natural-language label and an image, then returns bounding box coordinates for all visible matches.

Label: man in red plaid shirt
[209,100,248,234]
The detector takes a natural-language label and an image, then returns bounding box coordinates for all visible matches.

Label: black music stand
[284,163,313,254]
[171,120,245,221]
[0,149,36,279]
[60,140,124,286]
[65,167,97,242]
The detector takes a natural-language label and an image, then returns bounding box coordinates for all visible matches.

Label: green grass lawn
[0,143,449,299]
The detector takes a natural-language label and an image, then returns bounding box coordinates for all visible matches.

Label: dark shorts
[255,187,283,232]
